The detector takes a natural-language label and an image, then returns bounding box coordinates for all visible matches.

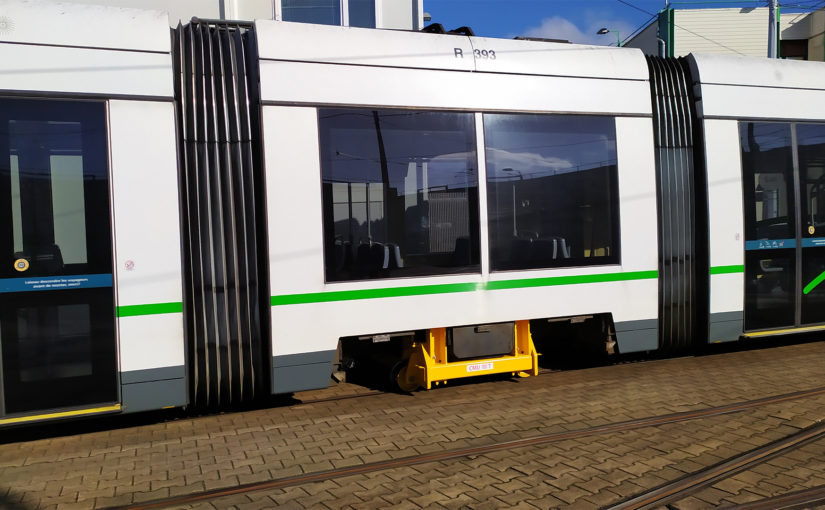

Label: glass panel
[744,250,795,329]
[319,108,479,282]
[2,103,111,278]
[349,0,375,27]
[10,154,22,254]
[282,0,341,25]
[802,248,825,324]
[1,290,117,413]
[484,114,619,271]
[798,124,825,324]
[51,155,88,264]
[740,123,795,244]
[798,124,825,241]
[18,304,92,382]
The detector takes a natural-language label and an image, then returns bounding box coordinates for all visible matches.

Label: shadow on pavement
[0,490,32,510]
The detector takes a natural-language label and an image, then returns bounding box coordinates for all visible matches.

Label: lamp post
[597,27,621,47]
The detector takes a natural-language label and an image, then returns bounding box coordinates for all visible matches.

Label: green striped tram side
[709,265,745,275]
[271,270,660,306]
[117,302,183,318]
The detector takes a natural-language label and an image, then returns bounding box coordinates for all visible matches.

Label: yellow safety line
[744,324,825,338]
[0,404,121,425]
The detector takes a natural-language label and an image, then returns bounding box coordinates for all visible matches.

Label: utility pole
[768,0,778,58]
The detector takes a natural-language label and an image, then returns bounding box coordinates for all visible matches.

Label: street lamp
[597,27,621,47]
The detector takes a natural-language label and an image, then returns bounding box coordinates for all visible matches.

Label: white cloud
[521,15,636,46]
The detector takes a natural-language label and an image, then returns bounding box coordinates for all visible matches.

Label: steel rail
[726,484,825,510]
[608,422,825,510]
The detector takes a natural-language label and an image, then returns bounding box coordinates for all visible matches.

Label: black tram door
[0,99,117,417]
[798,124,825,326]
[741,122,825,331]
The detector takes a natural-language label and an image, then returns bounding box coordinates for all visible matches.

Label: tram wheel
[391,360,419,392]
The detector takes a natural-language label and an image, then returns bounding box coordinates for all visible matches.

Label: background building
[62,0,424,30]
[625,6,825,61]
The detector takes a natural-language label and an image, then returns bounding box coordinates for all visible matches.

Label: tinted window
[484,114,619,270]
[740,122,795,242]
[319,108,479,282]
[1,99,112,278]
[798,124,825,240]
[797,124,825,325]
[282,0,341,25]
[349,0,375,27]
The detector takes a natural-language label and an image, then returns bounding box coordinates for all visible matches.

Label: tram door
[0,99,117,417]
[741,122,825,331]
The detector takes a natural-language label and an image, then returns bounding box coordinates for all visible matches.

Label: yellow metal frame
[397,320,539,390]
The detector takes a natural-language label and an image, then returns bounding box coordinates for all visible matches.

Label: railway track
[727,484,825,509]
[608,420,825,509]
[111,385,825,510]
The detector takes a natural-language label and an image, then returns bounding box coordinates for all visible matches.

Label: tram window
[10,152,88,264]
[797,124,825,235]
[348,0,376,27]
[282,0,341,25]
[319,108,479,282]
[2,102,110,277]
[483,113,620,271]
[739,123,795,242]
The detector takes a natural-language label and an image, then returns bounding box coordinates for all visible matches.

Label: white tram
[0,1,823,426]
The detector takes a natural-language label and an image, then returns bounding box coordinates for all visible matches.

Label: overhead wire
[614,0,749,55]
[623,13,660,44]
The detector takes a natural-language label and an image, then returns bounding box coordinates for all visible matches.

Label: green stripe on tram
[114,267,747,312]
[804,271,825,295]
[710,265,744,275]
[271,269,659,306]
[117,302,183,317]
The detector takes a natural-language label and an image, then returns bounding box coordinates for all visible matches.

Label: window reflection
[2,102,110,278]
[484,114,619,270]
[282,0,341,25]
[348,0,375,27]
[798,124,825,239]
[319,108,479,282]
[740,123,795,242]
[797,124,825,324]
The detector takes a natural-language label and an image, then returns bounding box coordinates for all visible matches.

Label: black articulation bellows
[646,56,709,353]
[172,21,270,409]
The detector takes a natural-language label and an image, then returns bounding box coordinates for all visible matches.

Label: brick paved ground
[0,340,824,509]
[169,395,825,509]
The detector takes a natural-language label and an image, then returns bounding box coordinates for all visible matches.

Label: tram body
[0,1,823,426]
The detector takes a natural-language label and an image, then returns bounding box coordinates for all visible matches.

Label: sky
[421,0,825,45]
